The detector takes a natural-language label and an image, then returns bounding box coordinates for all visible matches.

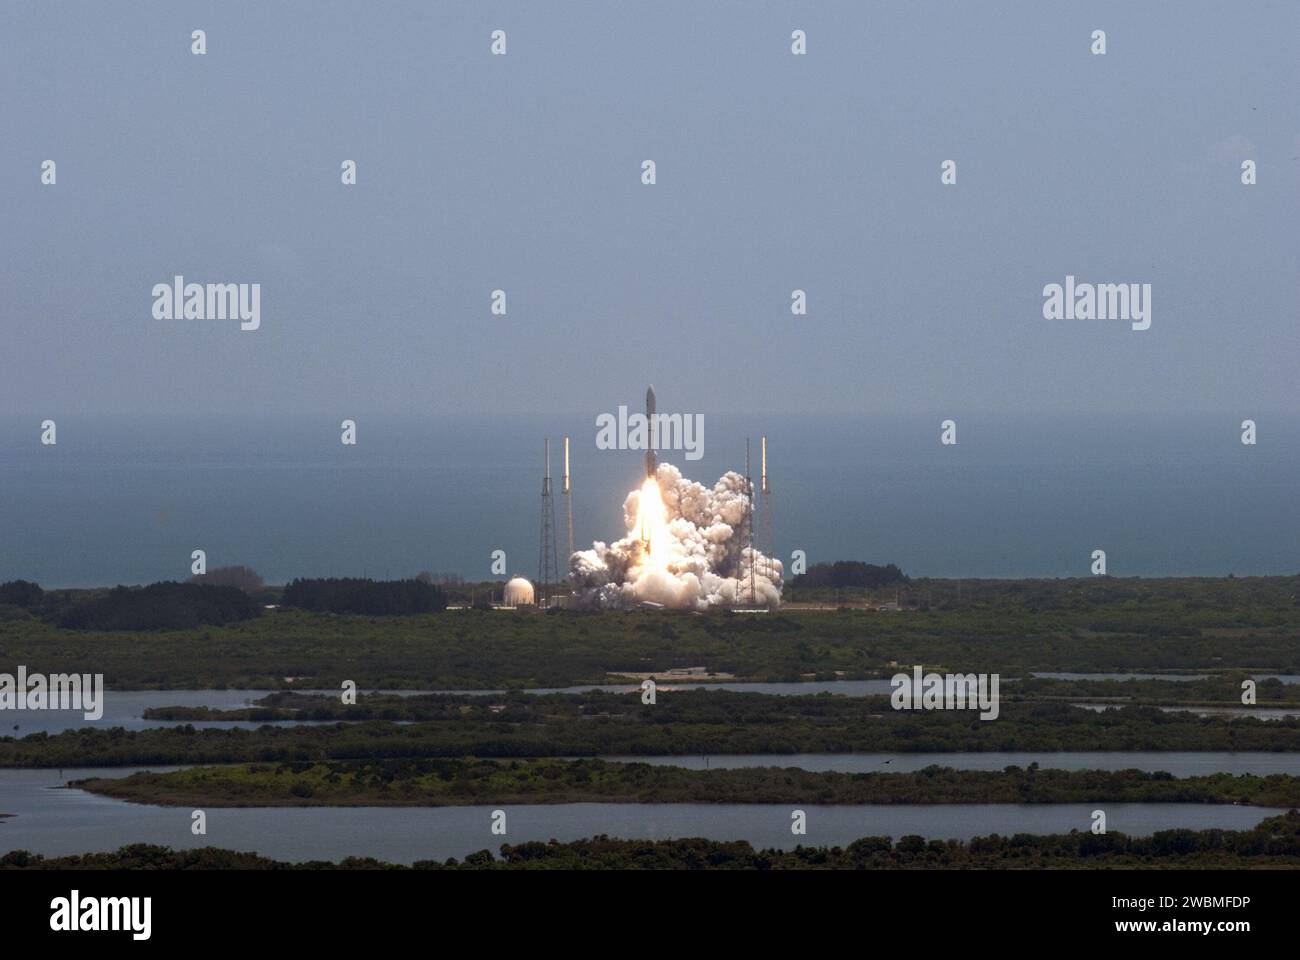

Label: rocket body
[645,385,657,478]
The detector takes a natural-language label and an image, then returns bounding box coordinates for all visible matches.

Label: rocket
[645,384,657,478]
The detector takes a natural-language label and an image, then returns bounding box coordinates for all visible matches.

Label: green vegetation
[8,691,1300,767]
[4,572,1295,870]
[0,581,44,609]
[55,582,259,631]
[790,561,908,591]
[0,580,259,632]
[0,575,1297,689]
[8,810,1300,869]
[281,577,447,615]
[69,758,1300,807]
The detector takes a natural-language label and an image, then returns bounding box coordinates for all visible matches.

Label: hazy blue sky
[2,1,1296,419]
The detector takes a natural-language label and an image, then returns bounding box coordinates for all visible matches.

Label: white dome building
[503,577,535,606]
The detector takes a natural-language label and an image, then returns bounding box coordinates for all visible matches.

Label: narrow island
[70,759,1300,808]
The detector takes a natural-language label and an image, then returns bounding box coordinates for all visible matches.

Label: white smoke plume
[569,462,783,609]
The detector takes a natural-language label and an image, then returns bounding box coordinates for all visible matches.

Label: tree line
[1,573,451,630]
[0,580,259,631]
[281,577,448,615]
[790,561,908,589]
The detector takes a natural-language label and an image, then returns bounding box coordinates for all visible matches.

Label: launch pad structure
[563,436,573,563]
[743,435,777,608]
[538,387,777,610]
[758,434,775,595]
[538,438,559,608]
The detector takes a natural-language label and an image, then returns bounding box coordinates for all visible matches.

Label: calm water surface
[0,768,1287,864]
[9,679,1300,736]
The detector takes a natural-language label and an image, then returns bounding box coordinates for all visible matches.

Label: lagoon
[0,768,1287,864]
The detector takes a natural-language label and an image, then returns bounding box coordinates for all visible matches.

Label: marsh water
[7,678,1300,735]
[0,767,1287,864]
[6,682,1299,861]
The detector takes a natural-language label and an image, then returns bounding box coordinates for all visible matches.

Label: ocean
[1,414,1295,587]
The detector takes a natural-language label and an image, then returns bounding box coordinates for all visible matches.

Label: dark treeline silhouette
[0,580,44,609]
[791,561,907,589]
[1,578,259,631]
[281,577,447,616]
[54,582,259,631]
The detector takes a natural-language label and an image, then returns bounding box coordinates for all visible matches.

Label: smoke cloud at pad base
[569,462,782,609]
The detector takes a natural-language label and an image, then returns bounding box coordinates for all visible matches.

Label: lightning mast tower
[563,436,573,569]
[746,438,756,606]
[759,435,774,593]
[538,438,559,608]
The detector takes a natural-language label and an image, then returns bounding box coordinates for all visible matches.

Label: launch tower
[538,438,559,608]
